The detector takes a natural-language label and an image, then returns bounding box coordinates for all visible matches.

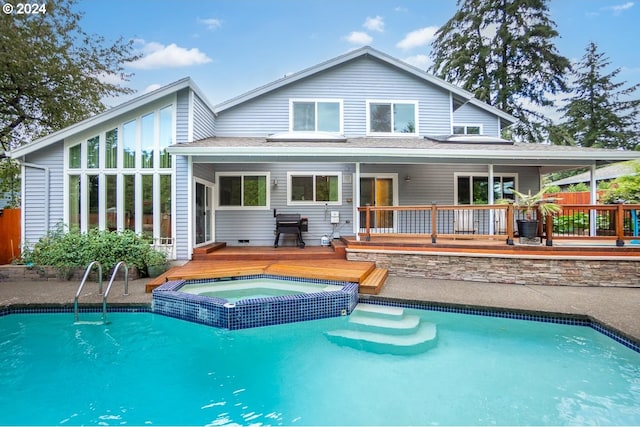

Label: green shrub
[553,212,589,234]
[544,184,561,194]
[567,182,589,192]
[26,225,163,277]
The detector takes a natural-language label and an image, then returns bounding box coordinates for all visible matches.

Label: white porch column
[355,162,361,241]
[590,163,597,236]
[488,164,495,234]
[187,155,194,259]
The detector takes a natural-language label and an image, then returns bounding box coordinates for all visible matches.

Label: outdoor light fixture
[404,175,411,182]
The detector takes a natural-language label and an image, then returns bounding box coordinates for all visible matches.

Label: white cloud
[344,31,373,45]
[606,1,634,14]
[363,16,384,32]
[199,18,222,30]
[130,41,213,69]
[403,54,433,70]
[396,26,438,50]
[394,6,408,13]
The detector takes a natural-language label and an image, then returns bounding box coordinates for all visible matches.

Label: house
[8,46,640,260]
[549,161,637,190]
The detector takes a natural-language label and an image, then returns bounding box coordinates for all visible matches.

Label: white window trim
[215,171,271,210]
[287,171,343,206]
[452,123,483,135]
[289,98,344,134]
[62,98,177,239]
[366,100,419,136]
[453,172,519,205]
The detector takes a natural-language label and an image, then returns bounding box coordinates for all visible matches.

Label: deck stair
[358,267,388,295]
[326,303,437,355]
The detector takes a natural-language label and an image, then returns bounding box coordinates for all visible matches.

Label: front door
[195,181,214,245]
[360,176,396,231]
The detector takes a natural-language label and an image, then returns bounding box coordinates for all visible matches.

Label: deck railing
[357,203,640,246]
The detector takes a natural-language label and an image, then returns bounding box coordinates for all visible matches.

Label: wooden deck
[345,236,640,257]
[145,258,386,295]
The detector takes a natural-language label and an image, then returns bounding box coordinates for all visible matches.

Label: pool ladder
[73,261,129,324]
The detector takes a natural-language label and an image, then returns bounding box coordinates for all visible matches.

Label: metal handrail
[101,261,129,324]
[73,261,103,322]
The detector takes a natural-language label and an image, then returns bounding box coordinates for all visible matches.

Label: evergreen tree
[555,42,640,150]
[430,0,571,142]
[0,0,139,151]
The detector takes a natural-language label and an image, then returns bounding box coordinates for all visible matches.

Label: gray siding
[192,93,216,141]
[23,142,64,245]
[453,103,500,136]
[176,89,190,144]
[174,156,190,259]
[199,161,540,246]
[211,163,354,246]
[216,56,454,137]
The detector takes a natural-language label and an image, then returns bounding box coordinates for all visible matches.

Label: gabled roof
[213,46,516,125]
[9,77,213,159]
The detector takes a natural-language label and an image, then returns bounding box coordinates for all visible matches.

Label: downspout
[21,160,50,239]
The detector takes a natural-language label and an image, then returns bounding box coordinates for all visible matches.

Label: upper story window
[367,100,418,136]
[290,99,342,133]
[453,124,482,135]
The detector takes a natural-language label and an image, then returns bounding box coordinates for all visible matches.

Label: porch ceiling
[167,137,640,167]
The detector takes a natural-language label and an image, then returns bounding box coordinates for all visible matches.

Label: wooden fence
[0,208,20,264]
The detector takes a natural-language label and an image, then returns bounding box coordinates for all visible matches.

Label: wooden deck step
[359,268,389,295]
[265,261,374,283]
[192,242,227,258]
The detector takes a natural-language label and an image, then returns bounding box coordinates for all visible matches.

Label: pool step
[326,322,437,355]
[326,303,437,355]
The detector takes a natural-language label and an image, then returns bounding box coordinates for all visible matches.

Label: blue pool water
[1,309,639,425]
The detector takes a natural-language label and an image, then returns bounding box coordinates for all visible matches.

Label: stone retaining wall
[347,250,640,287]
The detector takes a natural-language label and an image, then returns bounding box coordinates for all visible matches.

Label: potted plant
[512,188,561,238]
[145,249,167,278]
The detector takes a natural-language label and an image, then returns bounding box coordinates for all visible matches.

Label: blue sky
[78,0,640,111]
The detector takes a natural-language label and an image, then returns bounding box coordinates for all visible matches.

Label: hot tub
[180,277,344,303]
[152,274,359,329]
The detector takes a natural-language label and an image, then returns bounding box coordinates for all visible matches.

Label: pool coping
[1,295,639,354]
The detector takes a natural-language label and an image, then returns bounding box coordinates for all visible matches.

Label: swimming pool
[1,306,639,425]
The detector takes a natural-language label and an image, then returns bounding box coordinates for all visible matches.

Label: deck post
[545,213,553,246]
[616,203,625,246]
[431,203,437,243]
[365,205,371,241]
[505,203,514,245]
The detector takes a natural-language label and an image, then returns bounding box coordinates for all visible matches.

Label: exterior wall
[174,155,190,259]
[216,56,462,138]
[176,89,190,144]
[210,162,354,246]
[22,142,64,245]
[202,162,542,246]
[347,250,640,287]
[453,102,500,135]
[191,92,216,141]
[362,164,540,206]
